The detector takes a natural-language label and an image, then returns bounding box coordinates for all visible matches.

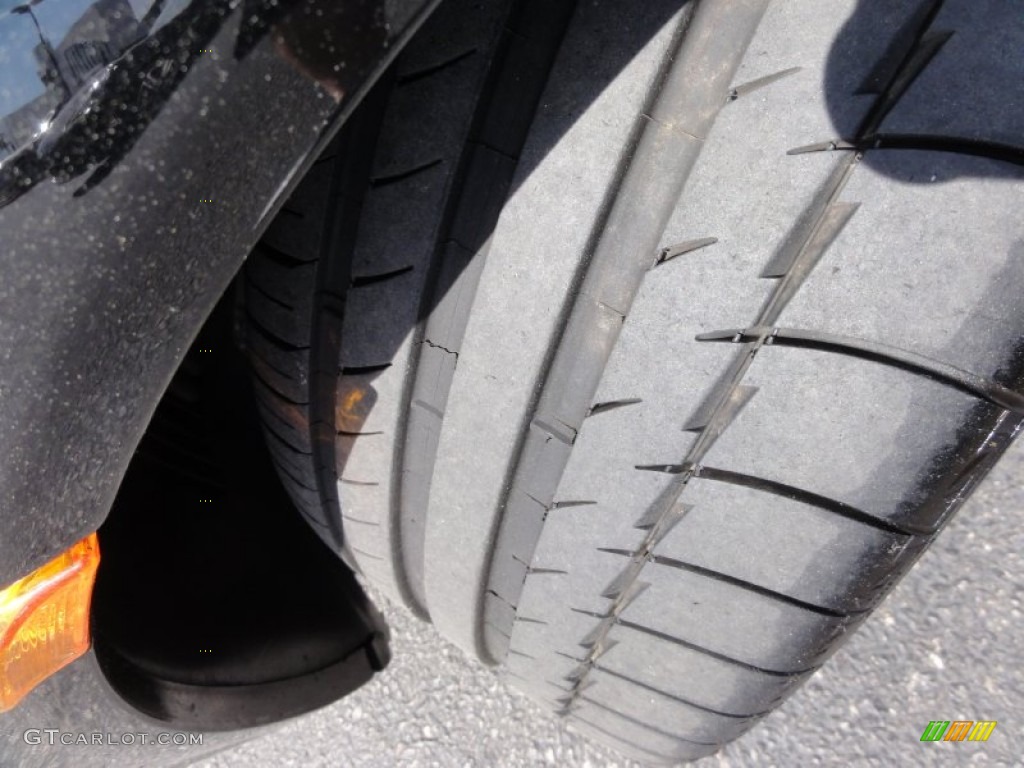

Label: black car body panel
[0,0,436,590]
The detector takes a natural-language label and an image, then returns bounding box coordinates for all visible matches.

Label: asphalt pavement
[193,439,1023,767]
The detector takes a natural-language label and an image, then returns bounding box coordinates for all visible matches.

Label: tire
[244,0,1024,762]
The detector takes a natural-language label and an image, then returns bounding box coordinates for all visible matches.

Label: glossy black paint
[0,0,436,589]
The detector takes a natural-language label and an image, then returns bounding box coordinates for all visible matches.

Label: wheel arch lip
[0,0,439,589]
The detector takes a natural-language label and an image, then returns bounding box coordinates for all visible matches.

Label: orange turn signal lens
[0,533,100,712]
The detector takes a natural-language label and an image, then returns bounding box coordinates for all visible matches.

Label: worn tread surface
[246,0,1023,761]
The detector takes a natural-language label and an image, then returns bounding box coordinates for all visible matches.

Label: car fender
[0,0,438,587]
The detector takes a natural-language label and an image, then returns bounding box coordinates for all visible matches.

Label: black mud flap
[90,288,389,731]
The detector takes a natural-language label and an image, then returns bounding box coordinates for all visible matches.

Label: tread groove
[551,500,597,509]
[594,665,767,719]
[245,308,312,353]
[350,546,385,561]
[274,455,320,494]
[253,384,311,443]
[656,236,718,266]
[371,157,445,187]
[244,268,296,310]
[488,0,768,670]
[342,515,380,526]
[255,241,312,268]
[587,398,643,417]
[694,464,925,536]
[392,0,583,618]
[341,363,393,375]
[398,48,479,84]
[577,696,721,746]
[728,66,801,101]
[351,265,415,288]
[261,418,314,457]
[699,326,1024,414]
[569,717,695,762]
[615,618,815,678]
[788,135,1024,168]
[249,364,310,407]
[598,547,855,618]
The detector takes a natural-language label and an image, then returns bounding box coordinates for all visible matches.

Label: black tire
[244,0,1024,761]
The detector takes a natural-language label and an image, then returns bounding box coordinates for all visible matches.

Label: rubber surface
[245,0,1023,760]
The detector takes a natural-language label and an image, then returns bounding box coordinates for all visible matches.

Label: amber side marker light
[0,533,100,712]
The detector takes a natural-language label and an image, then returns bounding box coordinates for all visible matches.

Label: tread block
[598,625,812,716]
[583,669,760,742]
[569,699,719,759]
[245,249,318,308]
[654,479,928,613]
[702,345,1004,532]
[619,562,851,672]
[252,377,312,452]
[246,339,309,405]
